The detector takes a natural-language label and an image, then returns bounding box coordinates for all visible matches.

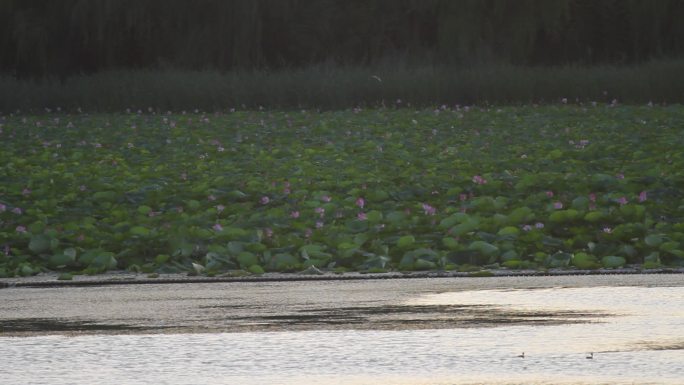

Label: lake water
[1,276,683,384]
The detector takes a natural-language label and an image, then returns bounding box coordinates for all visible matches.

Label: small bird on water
[517,352,525,358]
[586,352,594,359]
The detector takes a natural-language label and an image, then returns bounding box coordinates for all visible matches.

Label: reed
[1,60,682,112]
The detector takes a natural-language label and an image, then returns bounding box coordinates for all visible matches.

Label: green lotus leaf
[385,211,407,224]
[467,241,499,257]
[49,252,76,268]
[601,255,626,268]
[502,260,522,269]
[645,234,664,247]
[439,212,470,229]
[442,237,459,250]
[155,254,171,264]
[546,252,572,268]
[659,241,680,252]
[572,252,600,269]
[500,249,519,261]
[497,226,520,237]
[28,235,52,254]
[269,253,299,271]
[366,210,383,223]
[451,218,480,236]
[414,258,437,270]
[130,226,150,237]
[92,191,117,202]
[90,252,118,271]
[549,209,580,223]
[346,219,369,233]
[237,251,258,268]
[358,255,390,270]
[507,207,534,224]
[396,235,416,249]
[584,211,605,222]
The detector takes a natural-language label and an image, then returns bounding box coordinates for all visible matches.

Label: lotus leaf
[601,255,626,268]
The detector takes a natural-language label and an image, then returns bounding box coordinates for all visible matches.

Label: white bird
[586,352,594,359]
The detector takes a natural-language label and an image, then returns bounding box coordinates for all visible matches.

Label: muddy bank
[1,274,682,336]
[2,267,683,288]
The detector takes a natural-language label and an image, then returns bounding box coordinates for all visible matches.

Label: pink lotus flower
[522,225,533,231]
[356,197,365,209]
[321,195,332,203]
[459,193,468,201]
[617,196,628,205]
[260,196,270,205]
[357,212,367,221]
[589,193,597,202]
[216,205,225,213]
[546,191,554,198]
[553,202,563,209]
[638,191,648,202]
[283,187,291,194]
[535,222,545,229]
[0,203,6,212]
[315,221,324,229]
[15,226,27,233]
[208,195,217,201]
[212,223,223,232]
[472,175,487,185]
[315,207,325,217]
[422,203,437,216]
[290,210,300,219]
[603,227,612,233]
[11,207,22,215]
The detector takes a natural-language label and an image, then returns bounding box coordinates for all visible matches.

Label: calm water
[2,283,683,384]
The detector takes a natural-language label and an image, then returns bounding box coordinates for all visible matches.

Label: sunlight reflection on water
[2,286,683,385]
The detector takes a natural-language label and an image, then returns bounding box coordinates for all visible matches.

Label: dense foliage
[1,105,684,277]
[2,0,684,78]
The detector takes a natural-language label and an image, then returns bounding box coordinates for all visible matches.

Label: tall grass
[1,60,683,111]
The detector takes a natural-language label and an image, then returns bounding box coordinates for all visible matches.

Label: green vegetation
[1,105,684,277]
[4,1,683,79]
[2,60,683,111]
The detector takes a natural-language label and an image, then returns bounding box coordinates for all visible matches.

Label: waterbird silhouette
[517,352,525,358]
[586,352,594,359]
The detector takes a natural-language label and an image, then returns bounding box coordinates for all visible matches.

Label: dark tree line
[2,0,683,78]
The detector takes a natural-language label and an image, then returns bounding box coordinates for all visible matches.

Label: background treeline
[2,0,684,79]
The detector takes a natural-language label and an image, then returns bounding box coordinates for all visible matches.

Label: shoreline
[2,267,683,288]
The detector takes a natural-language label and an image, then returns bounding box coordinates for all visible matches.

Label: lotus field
[1,105,684,277]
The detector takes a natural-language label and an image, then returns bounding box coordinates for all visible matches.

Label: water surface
[1,275,682,384]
